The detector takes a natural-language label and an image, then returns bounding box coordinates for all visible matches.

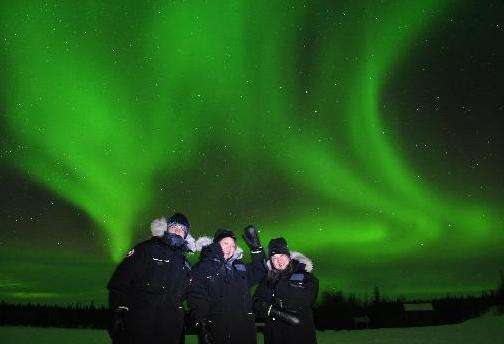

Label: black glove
[243,225,262,251]
[197,319,214,344]
[269,305,300,326]
[110,307,128,338]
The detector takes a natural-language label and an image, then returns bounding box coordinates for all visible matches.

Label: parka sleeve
[187,264,211,323]
[180,258,193,302]
[252,278,274,318]
[307,273,319,306]
[107,245,146,310]
[245,248,266,288]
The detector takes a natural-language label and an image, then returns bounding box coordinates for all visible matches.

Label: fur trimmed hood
[195,235,244,261]
[150,217,196,252]
[266,251,313,273]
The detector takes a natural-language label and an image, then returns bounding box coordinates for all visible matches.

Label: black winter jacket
[107,237,192,344]
[188,242,266,344]
[253,254,319,344]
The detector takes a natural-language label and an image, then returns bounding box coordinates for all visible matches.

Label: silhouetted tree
[373,286,381,304]
[1,284,501,331]
[497,269,504,313]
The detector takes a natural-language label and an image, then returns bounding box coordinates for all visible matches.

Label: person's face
[219,237,236,260]
[167,224,186,239]
[271,254,290,271]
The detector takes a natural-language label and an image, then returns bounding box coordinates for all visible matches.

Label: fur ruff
[185,233,196,252]
[151,217,168,237]
[195,236,213,252]
[150,217,196,252]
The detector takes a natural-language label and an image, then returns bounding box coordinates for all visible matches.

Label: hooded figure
[107,212,195,344]
[253,237,319,344]
[188,227,266,344]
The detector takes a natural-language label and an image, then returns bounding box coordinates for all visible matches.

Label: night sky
[0,1,503,305]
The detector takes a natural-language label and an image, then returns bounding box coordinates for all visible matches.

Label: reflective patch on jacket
[235,264,246,272]
[152,257,170,263]
[289,273,305,281]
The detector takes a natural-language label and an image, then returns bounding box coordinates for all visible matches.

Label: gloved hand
[243,225,262,251]
[197,319,214,344]
[268,305,300,326]
[110,307,128,338]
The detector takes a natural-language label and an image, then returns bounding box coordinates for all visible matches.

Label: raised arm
[243,225,266,287]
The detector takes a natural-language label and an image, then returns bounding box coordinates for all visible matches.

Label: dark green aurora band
[0,1,502,303]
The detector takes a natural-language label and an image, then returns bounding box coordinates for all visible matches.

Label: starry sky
[0,0,503,305]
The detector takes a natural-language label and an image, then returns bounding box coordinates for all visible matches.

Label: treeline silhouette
[314,269,504,330]
[0,301,108,329]
[1,275,503,331]
[314,288,503,330]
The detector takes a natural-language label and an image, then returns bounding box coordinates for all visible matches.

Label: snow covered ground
[317,315,503,343]
[1,315,502,343]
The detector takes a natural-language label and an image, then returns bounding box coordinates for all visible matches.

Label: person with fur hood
[188,226,266,344]
[107,212,196,344]
[253,237,319,344]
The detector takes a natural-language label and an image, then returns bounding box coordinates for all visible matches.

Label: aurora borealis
[0,1,502,304]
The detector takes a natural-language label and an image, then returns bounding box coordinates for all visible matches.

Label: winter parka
[253,252,319,344]
[188,239,266,344]
[107,234,194,344]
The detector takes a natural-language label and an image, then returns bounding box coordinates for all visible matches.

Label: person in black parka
[189,226,266,344]
[253,237,319,344]
[107,213,195,344]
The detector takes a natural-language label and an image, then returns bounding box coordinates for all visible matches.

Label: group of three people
[107,212,318,344]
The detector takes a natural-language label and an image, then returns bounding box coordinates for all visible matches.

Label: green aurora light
[0,1,502,301]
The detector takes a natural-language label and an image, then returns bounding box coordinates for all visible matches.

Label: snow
[0,315,502,343]
[317,315,503,343]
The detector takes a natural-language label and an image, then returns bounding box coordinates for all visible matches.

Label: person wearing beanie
[188,226,266,344]
[253,237,319,344]
[268,237,290,257]
[107,212,195,344]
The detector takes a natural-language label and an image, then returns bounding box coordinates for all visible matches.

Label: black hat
[213,228,236,243]
[166,213,190,238]
[268,237,290,257]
